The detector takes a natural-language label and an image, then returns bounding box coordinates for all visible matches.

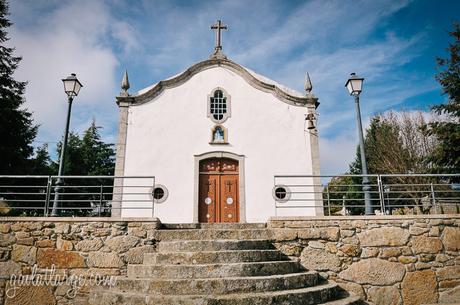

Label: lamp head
[62,73,83,98]
[345,72,364,96]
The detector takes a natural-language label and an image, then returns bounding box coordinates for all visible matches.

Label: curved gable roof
[117,58,318,108]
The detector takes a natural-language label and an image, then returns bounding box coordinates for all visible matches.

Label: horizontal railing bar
[0,193,47,196]
[50,175,155,179]
[58,185,114,188]
[0,185,47,188]
[0,175,50,178]
[326,190,381,194]
[275,174,380,178]
[290,190,379,194]
[279,173,460,178]
[45,199,153,203]
[382,183,453,186]
[275,184,326,187]
[56,185,150,189]
[276,205,383,208]
[310,196,383,200]
[52,206,155,210]
[285,184,380,188]
[380,174,460,177]
[1,207,46,210]
[50,193,148,197]
[280,198,383,202]
[1,199,47,202]
[380,197,459,201]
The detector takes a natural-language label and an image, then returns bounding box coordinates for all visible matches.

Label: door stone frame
[193,151,246,223]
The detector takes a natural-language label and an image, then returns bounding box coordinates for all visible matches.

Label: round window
[272,185,291,202]
[153,188,164,200]
[275,187,287,200]
[151,184,168,203]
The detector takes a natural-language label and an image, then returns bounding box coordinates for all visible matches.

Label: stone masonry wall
[0,216,459,305]
[268,215,460,305]
[0,217,160,305]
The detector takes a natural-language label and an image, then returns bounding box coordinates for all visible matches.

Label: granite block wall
[0,218,160,305]
[269,215,460,305]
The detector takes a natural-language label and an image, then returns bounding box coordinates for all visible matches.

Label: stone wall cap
[0,217,161,222]
[269,215,460,221]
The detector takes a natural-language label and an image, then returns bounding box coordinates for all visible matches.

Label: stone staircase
[89,223,362,305]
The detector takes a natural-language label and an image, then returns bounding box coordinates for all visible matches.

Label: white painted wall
[121,66,320,222]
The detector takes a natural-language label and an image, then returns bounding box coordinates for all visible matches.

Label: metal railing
[274,174,460,215]
[0,176,155,217]
[2,174,459,217]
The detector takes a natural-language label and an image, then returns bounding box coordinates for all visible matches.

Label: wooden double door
[199,158,239,223]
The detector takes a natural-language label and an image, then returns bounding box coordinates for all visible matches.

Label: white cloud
[8,0,136,145]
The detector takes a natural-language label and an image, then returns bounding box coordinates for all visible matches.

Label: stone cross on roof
[210,20,228,59]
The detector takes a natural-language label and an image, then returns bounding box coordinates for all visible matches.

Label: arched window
[208,88,230,123]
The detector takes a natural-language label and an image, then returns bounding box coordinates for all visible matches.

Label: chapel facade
[112,21,322,223]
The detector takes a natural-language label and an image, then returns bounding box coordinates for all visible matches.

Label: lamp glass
[72,80,82,96]
[350,78,363,94]
[346,81,354,95]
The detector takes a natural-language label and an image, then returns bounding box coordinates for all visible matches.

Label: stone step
[90,282,340,305]
[322,295,363,305]
[113,271,319,295]
[161,223,267,230]
[127,261,302,279]
[144,249,286,265]
[157,239,274,252]
[151,229,273,241]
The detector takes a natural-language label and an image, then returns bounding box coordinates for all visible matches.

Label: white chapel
[112,20,322,223]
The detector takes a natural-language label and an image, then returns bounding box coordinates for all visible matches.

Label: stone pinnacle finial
[121,69,130,94]
[305,72,313,94]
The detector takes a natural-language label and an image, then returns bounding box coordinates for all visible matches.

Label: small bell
[306,113,316,130]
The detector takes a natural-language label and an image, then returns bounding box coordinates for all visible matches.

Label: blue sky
[8,0,460,174]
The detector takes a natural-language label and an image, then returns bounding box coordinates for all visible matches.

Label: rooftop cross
[210,20,228,59]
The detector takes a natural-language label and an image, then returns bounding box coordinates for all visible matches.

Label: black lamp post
[51,73,83,216]
[345,73,372,215]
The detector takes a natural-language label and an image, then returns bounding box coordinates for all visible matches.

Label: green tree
[30,144,53,175]
[81,120,115,175]
[53,132,85,175]
[427,23,460,174]
[0,0,37,174]
[349,112,437,175]
[53,121,115,216]
[345,111,439,214]
[54,121,115,176]
[349,114,411,175]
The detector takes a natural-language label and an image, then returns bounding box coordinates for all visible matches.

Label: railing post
[99,184,103,217]
[273,176,277,217]
[326,185,331,216]
[431,182,437,214]
[44,176,52,217]
[377,175,385,214]
[152,177,155,218]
